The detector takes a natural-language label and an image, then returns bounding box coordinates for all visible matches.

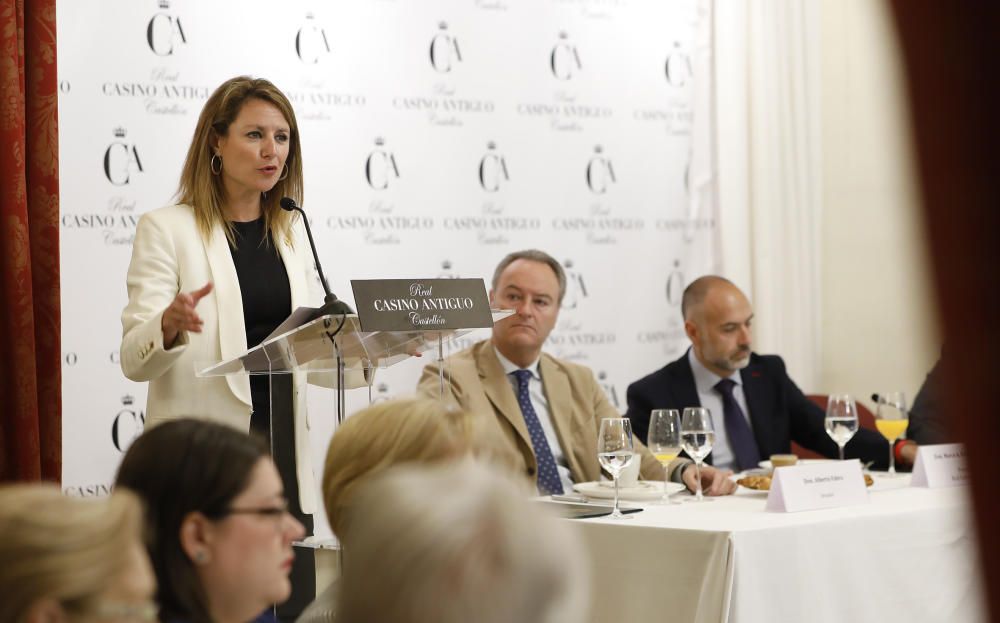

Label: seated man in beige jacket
[418,249,735,496]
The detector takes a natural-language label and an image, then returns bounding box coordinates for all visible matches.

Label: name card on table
[911,443,969,488]
[766,460,869,513]
[351,279,493,332]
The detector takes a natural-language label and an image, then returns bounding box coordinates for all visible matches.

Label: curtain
[713,0,823,388]
[887,1,999,617]
[0,0,60,482]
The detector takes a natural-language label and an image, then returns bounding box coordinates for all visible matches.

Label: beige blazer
[120,204,323,513]
[417,340,682,486]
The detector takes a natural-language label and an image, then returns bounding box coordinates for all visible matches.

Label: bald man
[625,276,889,472]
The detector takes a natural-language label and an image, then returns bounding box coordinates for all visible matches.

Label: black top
[229,218,291,438]
[228,218,310,535]
[228,218,291,350]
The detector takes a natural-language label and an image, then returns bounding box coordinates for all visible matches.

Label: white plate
[865,472,911,491]
[573,480,685,501]
[734,471,883,494]
[737,485,770,496]
[758,458,834,470]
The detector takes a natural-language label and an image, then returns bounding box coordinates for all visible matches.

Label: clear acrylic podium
[196,309,513,425]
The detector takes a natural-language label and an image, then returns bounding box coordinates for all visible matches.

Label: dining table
[563,473,985,623]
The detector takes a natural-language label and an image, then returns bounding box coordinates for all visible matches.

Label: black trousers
[250,374,316,622]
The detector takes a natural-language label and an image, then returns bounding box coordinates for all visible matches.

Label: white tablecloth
[570,475,985,623]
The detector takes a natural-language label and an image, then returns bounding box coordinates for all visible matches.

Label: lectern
[197,309,512,428]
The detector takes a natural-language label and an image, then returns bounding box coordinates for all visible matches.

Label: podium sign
[351,278,494,332]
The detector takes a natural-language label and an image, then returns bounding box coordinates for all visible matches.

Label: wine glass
[680,407,715,502]
[875,392,908,476]
[597,418,636,519]
[825,394,859,460]
[647,409,682,503]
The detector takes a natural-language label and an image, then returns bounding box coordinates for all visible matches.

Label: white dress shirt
[495,347,576,493]
[688,348,754,471]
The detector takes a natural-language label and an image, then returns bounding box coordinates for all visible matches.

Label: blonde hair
[323,398,472,536]
[176,75,303,246]
[338,463,588,623]
[0,485,145,623]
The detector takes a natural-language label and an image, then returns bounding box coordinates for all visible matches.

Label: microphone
[280,197,354,316]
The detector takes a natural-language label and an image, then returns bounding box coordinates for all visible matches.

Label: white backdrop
[57,0,718,517]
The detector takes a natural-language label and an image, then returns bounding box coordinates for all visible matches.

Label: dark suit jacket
[625,350,889,469]
[907,356,949,445]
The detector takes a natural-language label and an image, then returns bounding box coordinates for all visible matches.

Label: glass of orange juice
[875,392,909,476]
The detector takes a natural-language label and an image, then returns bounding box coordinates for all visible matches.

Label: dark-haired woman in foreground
[116,419,304,623]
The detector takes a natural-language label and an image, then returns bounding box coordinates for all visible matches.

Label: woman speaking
[120,75,324,617]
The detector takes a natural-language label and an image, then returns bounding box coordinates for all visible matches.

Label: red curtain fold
[0,0,61,483]
[887,1,1000,617]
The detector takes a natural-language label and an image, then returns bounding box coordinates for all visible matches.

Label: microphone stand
[279,197,354,319]
[280,197,356,429]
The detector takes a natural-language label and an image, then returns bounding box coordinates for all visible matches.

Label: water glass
[825,394,859,460]
[598,418,636,519]
[680,407,715,502]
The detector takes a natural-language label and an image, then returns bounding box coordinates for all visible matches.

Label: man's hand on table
[897,440,918,466]
[682,464,737,496]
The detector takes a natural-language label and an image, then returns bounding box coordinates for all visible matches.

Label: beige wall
[818,0,939,409]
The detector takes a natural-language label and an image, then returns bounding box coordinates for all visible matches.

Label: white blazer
[120,204,324,513]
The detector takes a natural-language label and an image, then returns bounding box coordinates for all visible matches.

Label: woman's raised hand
[161,282,213,348]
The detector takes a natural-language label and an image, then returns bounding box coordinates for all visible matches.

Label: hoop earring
[278,163,289,181]
[210,154,222,175]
